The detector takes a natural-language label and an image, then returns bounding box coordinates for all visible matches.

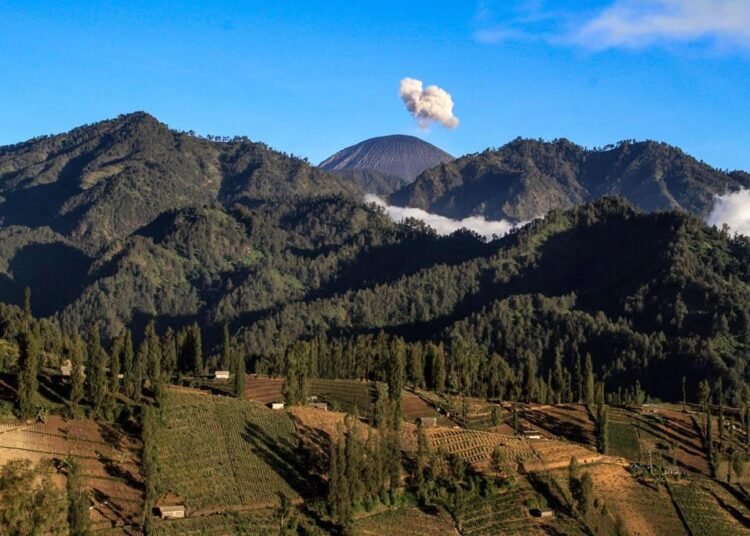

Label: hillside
[319,134,453,183]
[240,198,750,401]
[0,112,355,252]
[389,138,750,221]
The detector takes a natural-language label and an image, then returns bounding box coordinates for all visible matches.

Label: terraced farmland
[356,506,457,535]
[308,378,376,417]
[670,478,750,535]
[243,375,283,403]
[0,416,143,532]
[155,388,304,512]
[521,404,596,446]
[426,428,537,470]
[458,488,543,535]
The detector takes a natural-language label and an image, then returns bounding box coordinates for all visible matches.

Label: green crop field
[669,479,750,536]
[608,409,640,460]
[309,378,375,416]
[155,389,305,512]
[151,510,277,535]
[458,489,542,536]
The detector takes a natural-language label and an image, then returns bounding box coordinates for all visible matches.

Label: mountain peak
[319,134,453,182]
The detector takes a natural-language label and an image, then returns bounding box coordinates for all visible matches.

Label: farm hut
[530,508,555,518]
[214,370,230,380]
[309,402,328,411]
[522,429,542,440]
[269,402,285,410]
[156,505,185,519]
[60,360,85,377]
[417,416,438,427]
[307,395,320,402]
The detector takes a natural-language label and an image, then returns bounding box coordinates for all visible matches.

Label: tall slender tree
[584,353,595,406]
[69,334,86,413]
[85,323,108,415]
[17,328,40,419]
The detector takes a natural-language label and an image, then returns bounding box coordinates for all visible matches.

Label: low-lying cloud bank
[708,188,750,236]
[365,194,520,240]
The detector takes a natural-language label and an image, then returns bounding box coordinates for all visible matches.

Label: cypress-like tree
[574,354,583,403]
[109,333,122,397]
[524,353,538,403]
[66,457,91,536]
[584,353,595,406]
[596,404,609,454]
[427,343,445,393]
[234,351,246,398]
[17,328,40,419]
[122,330,136,400]
[161,327,177,383]
[145,321,162,388]
[190,323,203,375]
[85,323,108,415]
[388,337,405,420]
[221,323,231,370]
[70,334,86,413]
[22,287,32,327]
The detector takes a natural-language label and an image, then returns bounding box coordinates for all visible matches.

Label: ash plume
[399,77,459,129]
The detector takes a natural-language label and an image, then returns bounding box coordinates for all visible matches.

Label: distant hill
[326,168,407,196]
[0,112,355,252]
[319,134,453,185]
[389,138,750,221]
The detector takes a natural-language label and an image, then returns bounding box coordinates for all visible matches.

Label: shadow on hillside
[241,420,324,499]
[522,410,591,445]
[0,242,91,316]
[708,488,750,529]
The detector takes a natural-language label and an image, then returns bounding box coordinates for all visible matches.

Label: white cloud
[366,194,522,240]
[575,0,750,49]
[473,1,750,51]
[399,78,460,130]
[707,188,750,236]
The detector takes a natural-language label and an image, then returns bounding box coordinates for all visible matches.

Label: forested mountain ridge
[389,137,750,221]
[240,197,750,402]
[0,112,356,252]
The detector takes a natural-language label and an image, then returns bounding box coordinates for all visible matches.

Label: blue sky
[1,1,748,170]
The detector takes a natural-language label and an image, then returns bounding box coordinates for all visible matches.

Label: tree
[584,353,595,406]
[234,352,246,398]
[66,458,91,536]
[596,404,609,454]
[85,323,108,415]
[221,323,232,370]
[426,343,445,393]
[17,328,40,419]
[0,459,67,535]
[145,321,162,388]
[524,353,538,403]
[388,337,405,420]
[69,334,86,413]
[282,343,308,406]
[682,376,687,410]
[161,328,177,383]
[697,379,711,409]
[189,323,203,375]
[121,330,137,400]
[109,333,122,398]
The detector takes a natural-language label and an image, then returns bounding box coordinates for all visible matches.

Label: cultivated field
[425,427,537,471]
[151,510,280,535]
[458,487,543,536]
[669,478,750,535]
[589,463,686,536]
[520,404,596,447]
[155,388,304,513]
[356,506,457,536]
[0,416,143,532]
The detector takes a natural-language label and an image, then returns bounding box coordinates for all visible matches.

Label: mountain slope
[0,112,355,251]
[389,138,750,220]
[319,134,453,183]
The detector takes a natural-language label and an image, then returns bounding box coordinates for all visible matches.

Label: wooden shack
[214,370,230,380]
[156,505,185,519]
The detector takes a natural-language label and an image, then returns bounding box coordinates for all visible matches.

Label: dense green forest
[1,114,750,406]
